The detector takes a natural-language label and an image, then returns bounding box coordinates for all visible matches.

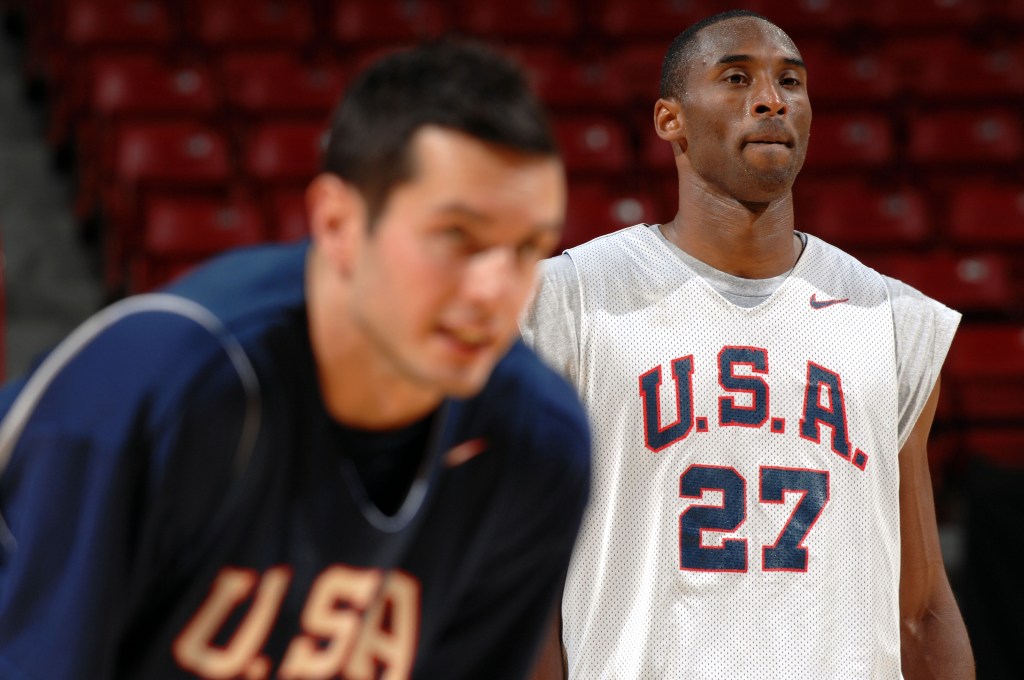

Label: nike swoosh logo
[444,438,488,467]
[810,294,849,309]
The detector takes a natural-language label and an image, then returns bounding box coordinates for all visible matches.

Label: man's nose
[463,246,518,306]
[751,79,786,117]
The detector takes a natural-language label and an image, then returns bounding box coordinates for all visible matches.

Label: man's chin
[435,370,492,399]
[417,356,496,399]
[420,336,514,398]
[739,165,799,199]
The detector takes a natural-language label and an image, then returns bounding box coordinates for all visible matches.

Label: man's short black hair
[660,9,781,99]
[323,39,558,225]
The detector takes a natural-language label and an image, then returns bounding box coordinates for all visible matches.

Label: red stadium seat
[70,54,222,223]
[866,252,1016,313]
[798,41,900,105]
[947,325,1024,376]
[135,195,267,291]
[595,0,708,40]
[554,116,632,176]
[947,183,1024,248]
[244,120,327,185]
[88,56,220,117]
[189,0,315,49]
[221,52,349,118]
[802,112,893,169]
[563,182,662,250]
[963,428,1024,467]
[946,325,1024,425]
[858,0,982,32]
[615,44,665,103]
[638,120,675,174]
[740,0,855,35]
[906,108,1023,165]
[797,180,930,250]
[101,121,234,292]
[109,121,232,185]
[270,189,310,242]
[454,0,578,40]
[344,45,412,76]
[332,0,449,45]
[144,196,266,257]
[65,0,175,48]
[890,37,1024,101]
[45,0,176,118]
[1002,0,1024,23]
[511,48,629,111]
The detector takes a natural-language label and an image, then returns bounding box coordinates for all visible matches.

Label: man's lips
[744,137,794,147]
[439,325,493,352]
[743,123,795,148]
[448,328,488,345]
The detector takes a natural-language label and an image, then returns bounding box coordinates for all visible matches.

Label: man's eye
[517,239,546,261]
[510,230,554,263]
[436,226,478,256]
[441,227,473,249]
[726,73,746,84]
[781,76,801,86]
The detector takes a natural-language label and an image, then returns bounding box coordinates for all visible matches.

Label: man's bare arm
[898,376,974,679]
[528,605,566,680]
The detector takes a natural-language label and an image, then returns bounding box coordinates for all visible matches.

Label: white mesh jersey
[520,225,960,680]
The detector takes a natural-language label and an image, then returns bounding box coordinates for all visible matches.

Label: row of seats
[72,105,1024,216]
[89,118,1024,235]
[639,107,1024,170]
[49,42,1022,135]
[927,426,1024,493]
[26,0,1024,51]
[117,176,1024,317]
[945,324,1024,424]
[131,191,304,292]
[81,113,1024,189]
[21,2,1024,130]
[792,179,1024,250]
[43,33,1024,130]
[568,176,1024,253]
[49,46,1024,172]
[82,115,1024,253]
[860,252,1023,316]
[608,36,1024,106]
[929,322,1024,479]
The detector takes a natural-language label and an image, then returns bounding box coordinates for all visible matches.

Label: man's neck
[663,186,801,279]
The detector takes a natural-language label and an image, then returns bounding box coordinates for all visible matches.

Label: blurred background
[0,0,1020,676]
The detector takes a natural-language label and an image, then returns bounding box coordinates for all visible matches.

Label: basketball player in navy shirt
[0,41,590,679]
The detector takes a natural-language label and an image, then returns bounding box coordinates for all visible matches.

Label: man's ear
[654,98,686,152]
[306,173,366,276]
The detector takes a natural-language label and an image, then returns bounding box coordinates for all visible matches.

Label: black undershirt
[330,412,437,516]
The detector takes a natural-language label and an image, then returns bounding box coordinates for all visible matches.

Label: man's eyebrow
[716,54,806,69]
[435,203,489,221]
[717,54,751,65]
[433,204,561,234]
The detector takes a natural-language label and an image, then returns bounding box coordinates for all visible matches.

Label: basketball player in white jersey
[521,9,974,680]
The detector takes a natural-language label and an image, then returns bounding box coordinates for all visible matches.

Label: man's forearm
[901,582,975,680]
